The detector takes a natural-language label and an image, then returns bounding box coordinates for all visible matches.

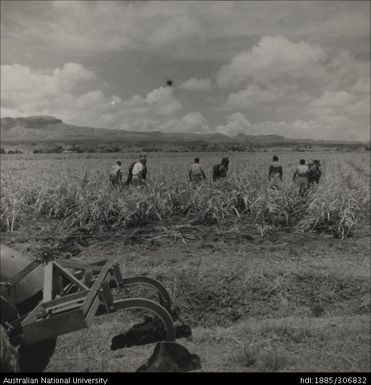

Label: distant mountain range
[0,116,367,147]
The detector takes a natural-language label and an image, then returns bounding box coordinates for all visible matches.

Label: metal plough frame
[1,253,177,346]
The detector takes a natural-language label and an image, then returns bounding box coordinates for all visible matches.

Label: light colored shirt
[189,163,203,176]
[295,165,310,177]
[132,162,144,176]
[269,161,282,176]
[110,165,122,177]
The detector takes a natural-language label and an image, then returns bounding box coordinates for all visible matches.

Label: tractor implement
[0,244,201,372]
[111,316,192,349]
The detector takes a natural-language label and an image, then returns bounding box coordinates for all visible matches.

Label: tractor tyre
[1,294,56,372]
[0,325,20,372]
[18,338,57,372]
[0,296,20,373]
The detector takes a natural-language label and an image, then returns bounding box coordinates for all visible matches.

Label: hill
[0,116,367,150]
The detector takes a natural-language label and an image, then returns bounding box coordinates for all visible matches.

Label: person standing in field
[131,156,146,187]
[268,155,283,189]
[189,158,206,183]
[293,159,310,197]
[125,154,148,185]
[109,161,123,186]
[140,155,148,181]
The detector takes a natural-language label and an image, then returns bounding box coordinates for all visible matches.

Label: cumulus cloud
[0,63,183,129]
[145,87,182,115]
[179,77,212,91]
[121,87,182,117]
[308,88,370,121]
[219,83,295,110]
[1,3,369,141]
[214,36,370,141]
[310,90,355,109]
[214,112,368,141]
[1,63,96,107]
[352,77,370,94]
[216,36,327,88]
[215,113,252,136]
[343,98,370,117]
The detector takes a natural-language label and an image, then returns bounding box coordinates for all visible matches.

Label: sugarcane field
[0,1,370,377]
[1,150,370,372]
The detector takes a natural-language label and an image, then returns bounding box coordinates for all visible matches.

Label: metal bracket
[99,282,114,313]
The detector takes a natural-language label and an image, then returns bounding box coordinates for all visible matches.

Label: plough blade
[111,316,191,349]
[136,341,201,372]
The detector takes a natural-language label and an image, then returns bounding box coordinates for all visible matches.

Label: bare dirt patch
[2,220,370,372]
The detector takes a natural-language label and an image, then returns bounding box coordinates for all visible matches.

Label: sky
[1,1,370,141]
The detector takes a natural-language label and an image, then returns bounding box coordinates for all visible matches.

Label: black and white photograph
[0,0,370,376]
